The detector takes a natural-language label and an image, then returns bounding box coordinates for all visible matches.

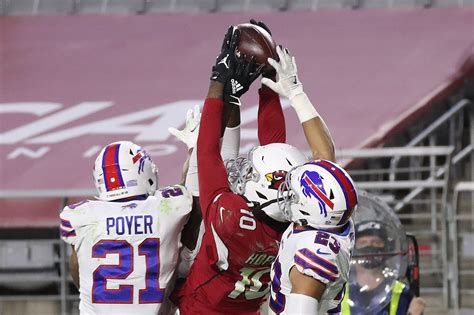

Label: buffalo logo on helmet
[132,149,151,175]
[300,170,335,218]
[265,170,288,190]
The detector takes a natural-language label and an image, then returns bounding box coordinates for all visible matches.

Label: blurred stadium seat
[216,0,286,11]
[5,0,71,15]
[148,0,218,12]
[288,0,345,10]
[0,240,58,290]
[75,0,142,14]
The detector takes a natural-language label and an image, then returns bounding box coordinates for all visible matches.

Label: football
[235,23,277,71]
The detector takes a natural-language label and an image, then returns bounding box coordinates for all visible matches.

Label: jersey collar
[292,220,352,236]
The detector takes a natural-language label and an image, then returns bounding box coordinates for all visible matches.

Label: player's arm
[175,107,241,277]
[288,242,341,313]
[168,102,239,274]
[262,46,335,162]
[168,105,201,185]
[176,196,202,278]
[248,19,286,145]
[199,26,262,212]
[170,104,240,197]
[69,246,80,289]
[179,197,202,250]
[197,82,234,212]
[258,75,286,145]
[287,266,326,313]
[60,205,85,290]
[298,102,335,162]
[221,104,241,161]
[167,107,205,278]
[249,20,286,145]
[179,155,191,185]
[196,26,239,212]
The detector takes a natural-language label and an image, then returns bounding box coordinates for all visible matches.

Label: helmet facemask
[277,169,299,222]
[226,153,282,212]
[226,144,307,222]
[226,157,257,195]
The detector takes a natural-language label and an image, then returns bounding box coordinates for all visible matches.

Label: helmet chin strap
[298,219,309,226]
[243,196,290,233]
[252,198,280,212]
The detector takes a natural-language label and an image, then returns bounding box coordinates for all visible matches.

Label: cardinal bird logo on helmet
[265,170,288,190]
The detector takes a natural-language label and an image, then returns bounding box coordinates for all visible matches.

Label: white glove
[261,45,304,101]
[262,46,319,123]
[168,104,201,150]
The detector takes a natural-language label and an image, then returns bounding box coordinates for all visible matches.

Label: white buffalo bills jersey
[269,220,355,314]
[60,185,192,315]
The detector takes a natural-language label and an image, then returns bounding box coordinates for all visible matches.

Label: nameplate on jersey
[106,215,153,235]
[245,253,275,266]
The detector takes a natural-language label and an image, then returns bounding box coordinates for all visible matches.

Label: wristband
[286,293,319,313]
[290,92,320,123]
[221,125,241,161]
[184,149,199,197]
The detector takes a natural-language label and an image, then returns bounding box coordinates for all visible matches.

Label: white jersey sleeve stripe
[297,248,339,274]
[60,228,76,237]
[295,252,338,278]
[60,224,75,232]
[60,219,73,228]
[294,255,337,282]
[211,223,229,271]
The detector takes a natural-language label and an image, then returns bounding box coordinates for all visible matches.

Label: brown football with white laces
[235,23,278,72]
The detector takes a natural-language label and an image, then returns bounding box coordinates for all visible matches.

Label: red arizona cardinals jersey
[175,88,286,314]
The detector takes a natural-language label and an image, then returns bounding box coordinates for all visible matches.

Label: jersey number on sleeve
[92,238,165,304]
[315,231,341,254]
[161,186,184,198]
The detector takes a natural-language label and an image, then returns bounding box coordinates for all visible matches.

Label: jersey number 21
[92,238,164,304]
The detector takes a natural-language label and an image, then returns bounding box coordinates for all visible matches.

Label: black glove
[210,26,240,84]
[250,18,272,35]
[224,55,264,106]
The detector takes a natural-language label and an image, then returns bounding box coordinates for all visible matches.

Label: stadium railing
[451,181,474,310]
[337,145,454,310]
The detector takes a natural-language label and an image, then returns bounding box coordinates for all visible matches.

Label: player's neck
[294,223,309,231]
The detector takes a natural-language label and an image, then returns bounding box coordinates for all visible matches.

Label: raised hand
[261,45,303,101]
[210,26,240,84]
[224,55,264,106]
[168,105,201,150]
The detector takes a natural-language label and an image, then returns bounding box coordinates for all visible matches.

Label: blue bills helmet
[278,160,358,229]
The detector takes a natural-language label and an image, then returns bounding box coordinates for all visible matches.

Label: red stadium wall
[1,9,473,227]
